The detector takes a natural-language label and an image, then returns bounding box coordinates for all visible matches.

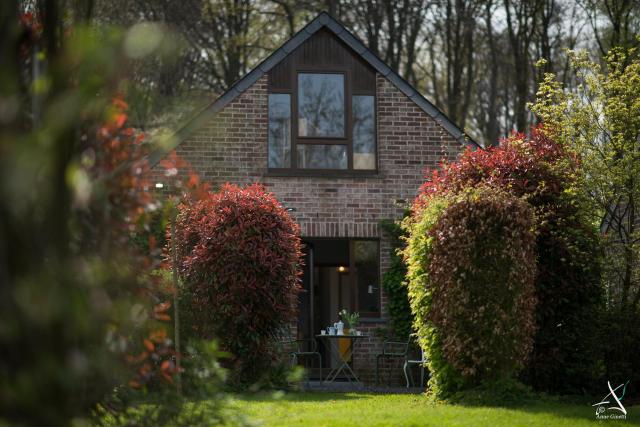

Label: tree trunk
[484,1,500,145]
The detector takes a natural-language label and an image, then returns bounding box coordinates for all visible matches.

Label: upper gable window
[267,29,377,174]
[267,81,376,172]
[298,73,345,138]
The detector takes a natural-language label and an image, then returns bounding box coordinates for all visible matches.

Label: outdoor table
[315,334,368,383]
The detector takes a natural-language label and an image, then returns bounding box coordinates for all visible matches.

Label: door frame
[299,237,382,338]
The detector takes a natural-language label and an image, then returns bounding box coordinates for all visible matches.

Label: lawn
[230,392,640,427]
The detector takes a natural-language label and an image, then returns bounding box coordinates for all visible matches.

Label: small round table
[316,334,368,383]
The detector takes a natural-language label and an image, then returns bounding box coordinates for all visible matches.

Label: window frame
[267,65,377,175]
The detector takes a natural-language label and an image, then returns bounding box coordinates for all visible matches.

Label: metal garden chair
[375,339,409,385]
[277,332,322,384]
[404,345,427,388]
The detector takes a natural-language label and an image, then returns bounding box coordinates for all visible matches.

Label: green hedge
[380,219,412,342]
[404,188,537,397]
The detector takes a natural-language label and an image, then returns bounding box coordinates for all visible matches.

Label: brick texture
[154,72,463,385]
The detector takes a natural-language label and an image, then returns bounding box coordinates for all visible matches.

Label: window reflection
[298,73,345,138]
[355,240,380,316]
[353,95,375,170]
[297,144,347,169]
[268,94,291,168]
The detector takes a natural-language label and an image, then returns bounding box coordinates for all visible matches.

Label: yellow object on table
[338,329,352,361]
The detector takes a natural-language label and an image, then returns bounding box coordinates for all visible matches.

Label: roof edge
[148,12,480,166]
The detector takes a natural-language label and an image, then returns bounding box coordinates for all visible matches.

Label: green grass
[230,392,640,427]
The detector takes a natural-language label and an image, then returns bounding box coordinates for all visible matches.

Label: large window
[268,71,376,173]
[298,73,345,138]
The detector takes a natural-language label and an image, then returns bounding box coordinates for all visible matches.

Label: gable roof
[148,12,479,166]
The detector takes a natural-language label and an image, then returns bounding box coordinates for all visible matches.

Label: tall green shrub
[531,47,640,314]
[531,47,640,392]
[404,188,537,397]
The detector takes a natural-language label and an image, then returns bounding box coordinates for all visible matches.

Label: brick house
[150,12,477,384]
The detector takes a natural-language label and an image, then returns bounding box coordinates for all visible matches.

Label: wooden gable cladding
[268,28,376,94]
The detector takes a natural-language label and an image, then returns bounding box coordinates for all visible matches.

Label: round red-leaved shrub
[172,183,302,385]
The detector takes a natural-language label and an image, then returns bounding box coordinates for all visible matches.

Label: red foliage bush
[416,126,602,393]
[428,188,537,389]
[172,183,302,385]
[418,126,572,208]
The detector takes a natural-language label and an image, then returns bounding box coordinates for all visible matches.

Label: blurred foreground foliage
[0,2,235,425]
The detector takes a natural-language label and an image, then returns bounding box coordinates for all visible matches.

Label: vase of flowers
[339,309,360,335]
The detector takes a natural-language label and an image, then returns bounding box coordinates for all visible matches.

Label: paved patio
[300,381,425,394]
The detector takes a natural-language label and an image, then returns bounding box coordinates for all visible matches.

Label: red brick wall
[156,73,463,384]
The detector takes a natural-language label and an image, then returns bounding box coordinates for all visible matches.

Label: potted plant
[339,309,360,335]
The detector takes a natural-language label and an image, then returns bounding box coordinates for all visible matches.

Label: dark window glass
[268,94,291,168]
[355,240,379,316]
[297,144,347,169]
[352,95,375,170]
[298,73,345,137]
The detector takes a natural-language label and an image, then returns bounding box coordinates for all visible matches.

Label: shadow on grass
[521,403,635,425]
[446,395,640,425]
[234,390,366,403]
